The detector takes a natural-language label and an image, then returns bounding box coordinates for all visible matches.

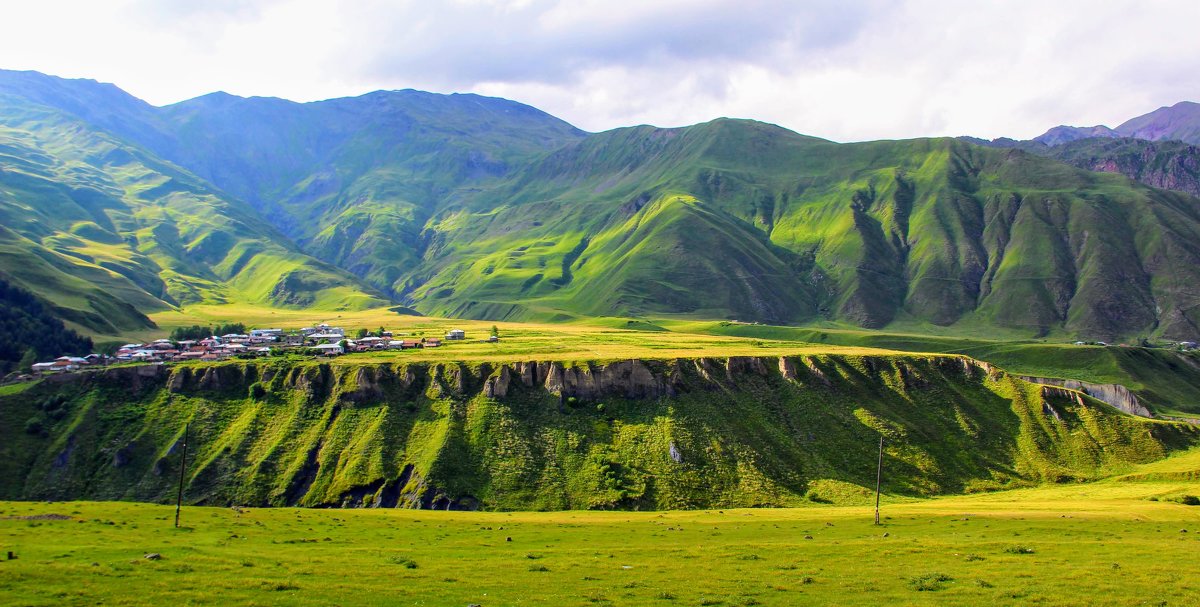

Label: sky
[2,0,1198,142]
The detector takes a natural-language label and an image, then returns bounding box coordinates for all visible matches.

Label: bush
[1180,495,1200,506]
[24,417,47,437]
[907,572,953,591]
[388,556,418,568]
[248,383,267,400]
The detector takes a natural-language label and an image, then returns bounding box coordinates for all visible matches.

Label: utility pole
[874,434,884,525]
[174,422,189,528]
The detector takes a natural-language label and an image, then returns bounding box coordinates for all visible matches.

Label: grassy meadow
[145,305,902,363]
[3,449,1200,606]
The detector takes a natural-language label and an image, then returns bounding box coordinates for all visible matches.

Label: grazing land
[145,304,898,363]
[3,449,1200,606]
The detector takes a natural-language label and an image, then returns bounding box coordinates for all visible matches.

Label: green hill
[415,121,1200,340]
[0,73,391,335]
[2,355,1194,509]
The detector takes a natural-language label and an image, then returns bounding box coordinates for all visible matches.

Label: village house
[31,357,84,373]
[307,332,345,344]
[313,343,344,356]
[446,329,466,340]
[355,336,389,350]
[424,338,442,348]
[301,323,344,337]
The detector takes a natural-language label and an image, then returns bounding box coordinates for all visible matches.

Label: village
[27,324,498,375]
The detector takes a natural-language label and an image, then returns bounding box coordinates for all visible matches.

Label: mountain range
[1032,102,1200,147]
[4,69,1200,341]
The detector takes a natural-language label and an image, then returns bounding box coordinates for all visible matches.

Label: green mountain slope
[412,121,1200,340]
[0,77,389,334]
[139,88,586,297]
[2,355,1194,509]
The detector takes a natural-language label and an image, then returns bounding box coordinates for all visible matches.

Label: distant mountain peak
[1032,125,1117,146]
[1025,101,1200,148]
[1115,101,1200,144]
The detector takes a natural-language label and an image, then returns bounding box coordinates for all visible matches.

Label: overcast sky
[3,0,1197,141]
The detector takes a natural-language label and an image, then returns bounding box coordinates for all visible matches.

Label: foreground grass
[4,453,1200,606]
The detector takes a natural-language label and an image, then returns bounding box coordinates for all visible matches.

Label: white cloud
[1,0,1197,141]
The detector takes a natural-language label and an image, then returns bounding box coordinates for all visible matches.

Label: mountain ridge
[5,69,1200,340]
[1030,101,1200,147]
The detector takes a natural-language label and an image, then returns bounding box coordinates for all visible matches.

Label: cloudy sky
[3,0,1197,141]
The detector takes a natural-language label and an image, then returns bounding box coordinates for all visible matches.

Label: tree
[17,347,37,373]
[170,325,212,341]
[376,326,387,337]
[355,328,369,339]
[490,325,499,338]
[213,322,246,336]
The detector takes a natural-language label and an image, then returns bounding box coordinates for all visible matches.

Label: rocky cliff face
[1052,139,1200,198]
[1018,375,1153,418]
[2,355,1195,510]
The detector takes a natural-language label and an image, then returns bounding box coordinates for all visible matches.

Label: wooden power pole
[874,434,884,525]
[174,422,189,528]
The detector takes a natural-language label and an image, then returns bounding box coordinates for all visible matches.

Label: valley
[4,68,1200,605]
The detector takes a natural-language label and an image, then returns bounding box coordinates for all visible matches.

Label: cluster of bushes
[23,394,71,438]
[169,323,247,341]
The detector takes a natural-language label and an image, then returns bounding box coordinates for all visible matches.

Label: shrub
[805,491,831,504]
[1004,545,1035,554]
[24,417,47,437]
[248,383,267,400]
[388,556,418,568]
[908,572,953,591]
[1180,495,1200,506]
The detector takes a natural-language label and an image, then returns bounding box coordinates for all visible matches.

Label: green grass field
[4,449,1200,606]
[145,305,900,363]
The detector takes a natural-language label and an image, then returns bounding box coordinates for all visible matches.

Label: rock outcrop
[1020,375,1152,418]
